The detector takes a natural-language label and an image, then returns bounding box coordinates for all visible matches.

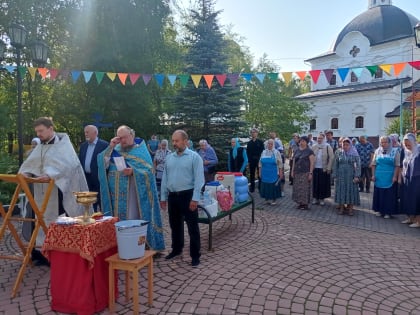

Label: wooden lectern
[0,174,55,298]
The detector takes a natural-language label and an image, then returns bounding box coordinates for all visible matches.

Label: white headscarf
[403,133,420,179]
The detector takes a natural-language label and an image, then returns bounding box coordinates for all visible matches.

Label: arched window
[309,119,316,130]
[329,74,336,86]
[350,72,358,83]
[355,116,364,128]
[331,118,338,129]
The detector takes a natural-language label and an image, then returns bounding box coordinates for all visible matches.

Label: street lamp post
[7,22,48,166]
[413,23,420,135]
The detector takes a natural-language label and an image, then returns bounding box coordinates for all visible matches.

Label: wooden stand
[106,250,156,315]
[0,174,55,298]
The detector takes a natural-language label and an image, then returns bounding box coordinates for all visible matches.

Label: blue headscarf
[231,137,241,159]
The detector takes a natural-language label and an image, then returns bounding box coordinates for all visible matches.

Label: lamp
[9,22,27,48]
[30,40,49,66]
[414,23,420,48]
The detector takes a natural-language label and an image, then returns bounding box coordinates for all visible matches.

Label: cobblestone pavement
[1,180,420,315]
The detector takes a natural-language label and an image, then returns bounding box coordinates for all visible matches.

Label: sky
[177,0,420,72]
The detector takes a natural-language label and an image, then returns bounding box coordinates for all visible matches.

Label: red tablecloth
[42,218,118,315]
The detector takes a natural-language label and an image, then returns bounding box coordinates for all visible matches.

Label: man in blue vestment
[98,125,165,251]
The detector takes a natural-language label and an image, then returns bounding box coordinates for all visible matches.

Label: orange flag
[191,75,202,88]
[203,75,214,89]
[37,68,48,79]
[117,73,128,85]
[295,71,307,81]
[281,72,293,85]
[106,72,117,82]
[393,62,407,77]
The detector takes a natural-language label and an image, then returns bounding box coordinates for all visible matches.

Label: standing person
[160,130,204,267]
[325,130,338,152]
[307,133,315,147]
[228,137,248,175]
[153,139,171,193]
[311,132,334,205]
[246,128,264,192]
[98,125,165,251]
[197,139,218,183]
[288,133,300,185]
[19,117,88,265]
[291,136,315,210]
[25,137,41,158]
[258,139,283,205]
[371,136,400,219]
[147,134,160,160]
[355,135,374,193]
[332,138,361,216]
[78,125,109,211]
[399,133,420,227]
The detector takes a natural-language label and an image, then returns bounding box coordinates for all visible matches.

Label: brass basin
[73,191,98,204]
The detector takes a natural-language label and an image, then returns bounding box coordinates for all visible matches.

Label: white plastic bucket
[115,220,149,259]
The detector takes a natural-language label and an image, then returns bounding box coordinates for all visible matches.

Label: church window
[374,68,383,79]
[350,72,358,83]
[309,119,316,130]
[355,116,364,128]
[329,74,336,86]
[331,118,338,130]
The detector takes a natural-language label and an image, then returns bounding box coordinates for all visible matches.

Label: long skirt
[292,172,312,205]
[260,181,281,200]
[312,168,331,200]
[334,175,360,206]
[400,175,420,216]
[372,183,398,215]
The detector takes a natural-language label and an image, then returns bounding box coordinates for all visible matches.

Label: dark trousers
[249,161,260,192]
[288,159,294,184]
[359,166,372,192]
[168,190,200,260]
[85,173,100,211]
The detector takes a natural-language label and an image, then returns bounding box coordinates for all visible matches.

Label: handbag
[216,189,234,211]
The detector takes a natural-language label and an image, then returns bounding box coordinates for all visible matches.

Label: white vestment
[19,133,88,244]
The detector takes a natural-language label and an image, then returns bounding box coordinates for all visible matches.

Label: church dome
[333,4,419,51]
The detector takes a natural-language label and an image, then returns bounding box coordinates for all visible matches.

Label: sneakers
[165,251,182,260]
[191,258,200,267]
[375,212,382,217]
[401,219,412,224]
[383,215,391,219]
[270,201,277,205]
[312,199,318,205]
[409,223,420,228]
[319,200,325,206]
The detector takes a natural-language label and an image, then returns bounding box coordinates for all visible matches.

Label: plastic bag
[216,189,234,211]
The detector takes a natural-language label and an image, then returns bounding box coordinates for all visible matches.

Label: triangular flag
[191,74,202,88]
[241,73,253,82]
[128,73,141,85]
[295,71,307,81]
[393,62,407,77]
[215,74,227,87]
[82,71,94,83]
[337,68,350,82]
[409,61,420,70]
[95,72,105,84]
[142,74,152,86]
[27,67,37,80]
[117,73,128,85]
[309,70,322,84]
[203,74,214,89]
[255,73,266,84]
[351,67,364,78]
[106,72,117,82]
[379,64,392,76]
[154,74,165,87]
[267,73,278,82]
[71,70,81,83]
[167,74,177,86]
[5,65,16,73]
[49,69,59,80]
[323,69,335,83]
[366,65,378,76]
[281,72,293,85]
[37,68,48,79]
[60,69,70,80]
[227,73,239,87]
[178,74,189,87]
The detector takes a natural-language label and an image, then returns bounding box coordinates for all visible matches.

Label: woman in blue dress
[259,139,283,205]
[371,136,400,219]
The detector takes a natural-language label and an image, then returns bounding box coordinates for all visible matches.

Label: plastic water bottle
[203,190,211,206]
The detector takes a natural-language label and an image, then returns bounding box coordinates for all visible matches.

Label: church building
[295,0,420,143]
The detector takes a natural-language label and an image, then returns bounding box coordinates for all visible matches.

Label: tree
[386,109,413,136]
[170,0,246,156]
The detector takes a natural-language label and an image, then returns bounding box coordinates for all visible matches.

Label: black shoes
[31,249,50,267]
[191,258,200,267]
[165,251,182,260]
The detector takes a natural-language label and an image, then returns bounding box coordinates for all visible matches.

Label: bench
[197,192,255,251]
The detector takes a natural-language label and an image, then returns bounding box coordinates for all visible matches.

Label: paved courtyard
[1,181,420,315]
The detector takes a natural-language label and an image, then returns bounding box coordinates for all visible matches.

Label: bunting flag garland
[3,59,420,89]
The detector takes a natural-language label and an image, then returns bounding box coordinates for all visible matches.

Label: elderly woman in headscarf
[332,138,361,215]
[399,133,420,227]
[291,136,315,210]
[371,136,400,219]
[258,139,283,205]
[311,132,334,206]
[153,139,171,191]
[228,137,248,175]
[198,139,218,183]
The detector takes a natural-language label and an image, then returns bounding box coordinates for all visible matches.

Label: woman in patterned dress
[332,138,361,215]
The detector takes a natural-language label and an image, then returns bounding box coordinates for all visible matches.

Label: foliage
[386,109,413,137]
[0,153,19,205]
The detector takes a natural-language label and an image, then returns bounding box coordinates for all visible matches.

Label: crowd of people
[18,116,420,269]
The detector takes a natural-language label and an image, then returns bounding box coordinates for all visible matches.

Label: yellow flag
[106,72,117,82]
[281,72,293,85]
[28,67,37,81]
[191,75,202,88]
[379,64,392,76]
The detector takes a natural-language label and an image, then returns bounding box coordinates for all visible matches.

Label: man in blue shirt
[355,135,374,193]
[160,130,205,267]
